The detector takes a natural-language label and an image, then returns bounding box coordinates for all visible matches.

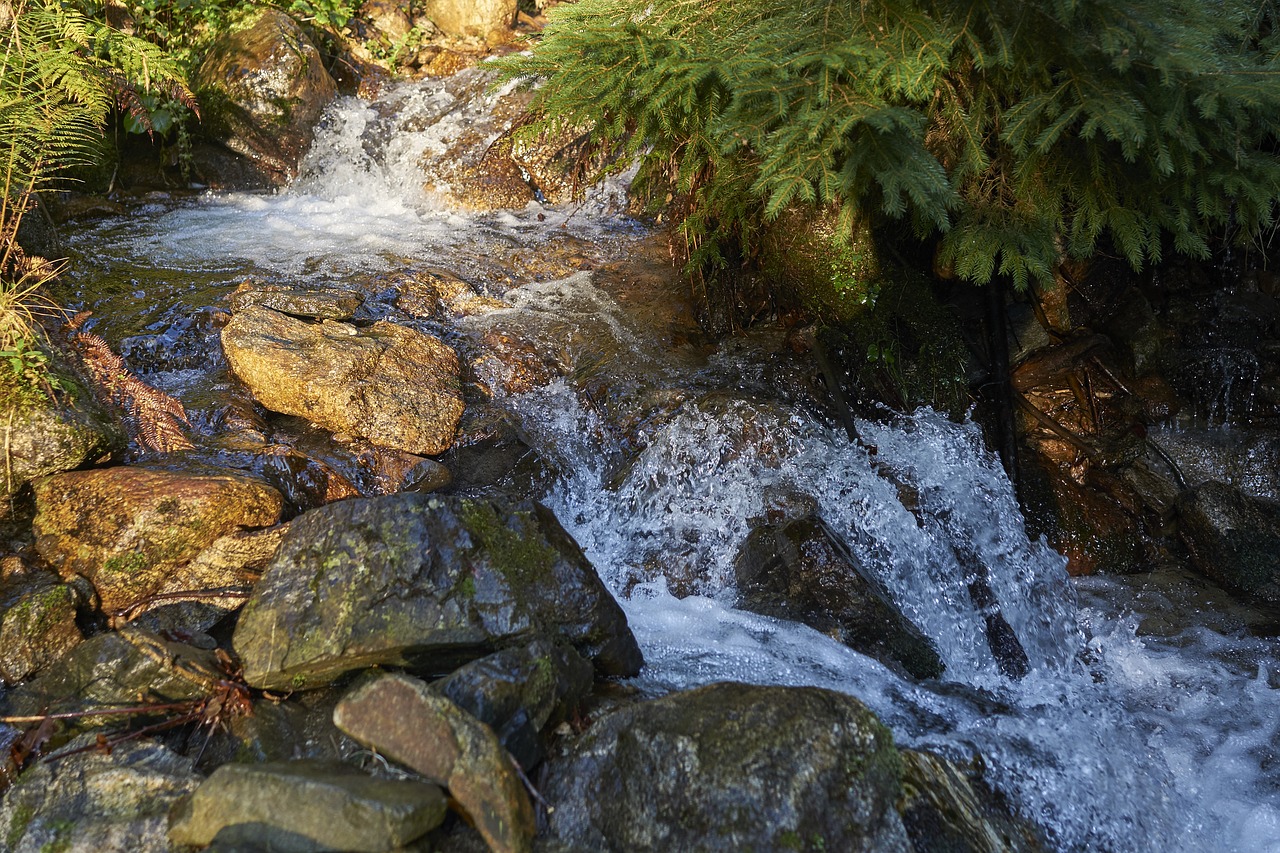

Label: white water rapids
[62,72,1280,852]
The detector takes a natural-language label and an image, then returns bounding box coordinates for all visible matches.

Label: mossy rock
[0,371,121,506]
[231,494,642,691]
[542,682,910,852]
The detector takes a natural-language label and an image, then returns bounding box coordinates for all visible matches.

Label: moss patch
[101,551,150,575]
[6,802,34,849]
[458,500,558,588]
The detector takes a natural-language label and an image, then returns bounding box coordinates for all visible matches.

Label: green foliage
[0,0,190,390]
[286,0,355,31]
[497,0,1280,288]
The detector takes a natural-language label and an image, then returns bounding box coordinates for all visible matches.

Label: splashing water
[56,72,1280,852]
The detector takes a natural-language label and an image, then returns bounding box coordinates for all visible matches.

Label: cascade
[56,73,1280,852]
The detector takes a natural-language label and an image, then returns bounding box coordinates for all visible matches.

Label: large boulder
[334,673,534,853]
[168,760,447,851]
[542,682,910,852]
[232,494,642,691]
[31,466,283,614]
[193,9,337,184]
[222,305,464,456]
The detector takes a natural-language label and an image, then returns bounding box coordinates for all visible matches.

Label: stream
[56,72,1280,852]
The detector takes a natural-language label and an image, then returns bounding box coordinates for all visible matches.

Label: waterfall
[60,72,1280,853]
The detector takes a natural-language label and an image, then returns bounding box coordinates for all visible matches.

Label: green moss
[39,818,74,853]
[289,672,308,689]
[101,551,149,575]
[6,802,34,849]
[458,574,476,598]
[458,500,558,588]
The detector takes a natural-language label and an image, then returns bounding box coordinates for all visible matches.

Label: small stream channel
[55,72,1280,852]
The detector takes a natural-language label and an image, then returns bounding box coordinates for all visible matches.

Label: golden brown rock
[32,466,283,614]
[222,305,464,455]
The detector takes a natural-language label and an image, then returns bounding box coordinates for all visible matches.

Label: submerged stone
[167,760,446,851]
[735,515,945,679]
[542,681,910,852]
[232,493,642,690]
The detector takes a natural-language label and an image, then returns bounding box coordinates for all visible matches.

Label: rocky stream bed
[1,8,1280,853]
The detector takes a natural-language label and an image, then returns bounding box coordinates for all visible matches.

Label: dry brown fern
[68,317,194,453]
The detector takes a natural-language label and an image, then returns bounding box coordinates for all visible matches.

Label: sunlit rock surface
[193,9,337,184]
[0,736,199,853]
[32,466,283,614]
[0,383,121,506]
[0,570,83,684]
[421,0,517,37]
[221,305,464,456]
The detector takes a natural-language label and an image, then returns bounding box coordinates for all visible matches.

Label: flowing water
[57,72,1280,851]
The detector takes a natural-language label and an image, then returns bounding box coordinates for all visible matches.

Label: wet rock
[369,447,453,494]
[334,672,535,853]
[0,573,83,684]
[433,635,593,769]
[0,736,199,853]
[0,626,227,723]
[898,749,1045,853]
[232,494,642,691]
[418,69,540,211]
[193,9,338,184]
[390,268,509,320]
[1022,456,1150,577]
[32,466,284,614]
[199,686,352,768]
[227,283,363,320]
[542,681,909,852]
[222,305,464,456]
[437,409,556,501]
[0,380,121,505]
[468,326,562,398]
[1179,481,1280,601]
[175,437,363,513]
[734,515,944,679]
[121,524,291,632]
[168,760,446,851]
[421,0,516,37]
